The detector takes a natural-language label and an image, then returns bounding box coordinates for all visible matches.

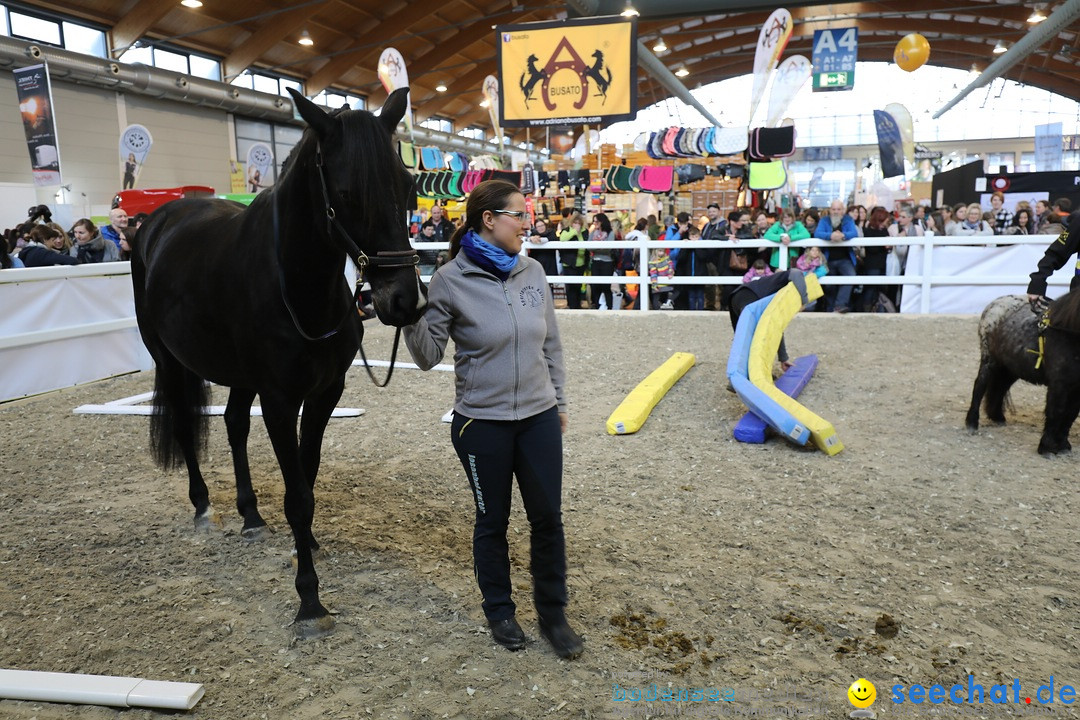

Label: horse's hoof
[293,614,335,640]
[241,525,273,542]
[965,424,978,435]
[1038,440,1071,456]
[194,509,223,533]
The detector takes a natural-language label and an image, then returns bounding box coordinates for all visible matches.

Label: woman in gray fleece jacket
[403,180,582,659]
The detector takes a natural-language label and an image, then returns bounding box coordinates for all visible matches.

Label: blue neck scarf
[460,228,518,280]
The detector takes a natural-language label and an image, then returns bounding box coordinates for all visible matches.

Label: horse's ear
[379,87,409,135]
[287,87,334,137]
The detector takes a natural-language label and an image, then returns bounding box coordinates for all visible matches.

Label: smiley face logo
[848,678,876,708]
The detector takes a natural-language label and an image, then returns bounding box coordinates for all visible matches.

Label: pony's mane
[1050,286,1080,333]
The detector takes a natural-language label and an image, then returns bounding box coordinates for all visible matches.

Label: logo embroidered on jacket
[520,285,545,308]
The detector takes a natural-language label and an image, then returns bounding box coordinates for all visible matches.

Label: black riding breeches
[450,406,567,623]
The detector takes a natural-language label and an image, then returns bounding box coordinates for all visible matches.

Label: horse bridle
[273,141,420,388]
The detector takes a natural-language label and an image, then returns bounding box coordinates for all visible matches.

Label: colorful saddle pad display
[747,160,788,190]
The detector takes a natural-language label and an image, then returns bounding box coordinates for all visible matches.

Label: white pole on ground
[0,668,204,710]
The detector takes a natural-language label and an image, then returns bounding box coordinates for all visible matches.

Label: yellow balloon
[894,33,930,72]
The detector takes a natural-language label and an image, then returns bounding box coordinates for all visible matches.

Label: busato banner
[13,64,61,187]
[496,16,637,127]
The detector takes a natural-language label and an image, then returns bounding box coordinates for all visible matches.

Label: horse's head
[287,87,426,328]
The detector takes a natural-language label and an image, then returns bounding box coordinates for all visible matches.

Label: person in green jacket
[558,214,589,309]
[763,208,811,269]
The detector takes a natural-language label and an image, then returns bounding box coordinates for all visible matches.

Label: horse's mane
[278,105,404,229]
[1049,287,1080,333]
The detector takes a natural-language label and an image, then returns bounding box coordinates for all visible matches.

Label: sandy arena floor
[1,311,1076,720]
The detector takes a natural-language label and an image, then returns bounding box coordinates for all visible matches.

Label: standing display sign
[811,28,857,92]
[13,64,61,186]
[119,124,152,190]
[245,142,273,194]
[496,16,637,128]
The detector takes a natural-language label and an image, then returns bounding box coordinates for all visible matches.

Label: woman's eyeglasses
[493,210,527,220]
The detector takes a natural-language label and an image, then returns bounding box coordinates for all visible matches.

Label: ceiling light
[674,66,689,77]
[620,1,640,17]
[1028,7,1046,22]
[180,0,202,7]
[435,82,447,92]
[298,30,313,46]
[567,129,574,136]
[652,39,667,53]
[993,40,1007,54]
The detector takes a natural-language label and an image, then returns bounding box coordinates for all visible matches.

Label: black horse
[131,87,426,637]
[965,291,1080,455]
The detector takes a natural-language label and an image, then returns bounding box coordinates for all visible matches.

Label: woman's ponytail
[448,224,468,259]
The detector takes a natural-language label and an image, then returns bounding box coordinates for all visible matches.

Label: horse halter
[313,142,419,276]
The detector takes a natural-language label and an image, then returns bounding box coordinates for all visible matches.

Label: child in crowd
[742,258,773,283]
[796,246,825,273]
[648,248,674,309]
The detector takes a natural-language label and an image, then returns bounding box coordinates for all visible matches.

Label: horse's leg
[297,376,346,552]
[983,366,1017,425]
[259,393,331,637]
[1038,384,1078,456]
[965,356,992,432]
[225,387,270,539]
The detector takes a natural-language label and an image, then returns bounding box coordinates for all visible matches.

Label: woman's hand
[559,412,568,433]
[781,233,791,245]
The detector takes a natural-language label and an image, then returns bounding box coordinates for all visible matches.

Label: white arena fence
[417,234,1073,314]
[0,235,1072,402]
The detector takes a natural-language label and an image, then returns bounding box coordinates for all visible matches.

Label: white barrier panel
[902,243,1076,314]
[0,263,152,403]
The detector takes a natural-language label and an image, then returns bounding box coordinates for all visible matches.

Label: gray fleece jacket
[403,250,566,421]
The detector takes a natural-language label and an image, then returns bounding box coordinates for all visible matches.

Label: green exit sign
[813,71,854,91]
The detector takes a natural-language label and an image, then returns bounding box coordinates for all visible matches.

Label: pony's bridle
[272,142,420,388]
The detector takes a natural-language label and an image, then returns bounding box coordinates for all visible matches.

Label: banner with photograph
[496,16,637,127]
[119,124,152,190]
[14,64,61,187]
[874,109,905,179]
[246,142,273,193]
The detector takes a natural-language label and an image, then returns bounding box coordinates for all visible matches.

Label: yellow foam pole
[747,275,844,455]
[606,352,696,435]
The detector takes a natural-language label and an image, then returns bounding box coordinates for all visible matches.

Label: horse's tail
[148,355,209,471]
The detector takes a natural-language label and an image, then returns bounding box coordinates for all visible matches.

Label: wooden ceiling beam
[306,0,502,95]
[222,3,328,81]
[109,0,179,57]
[415,62,493,118]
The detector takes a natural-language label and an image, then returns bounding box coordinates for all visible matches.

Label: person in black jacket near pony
[1028,209,1080,311]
